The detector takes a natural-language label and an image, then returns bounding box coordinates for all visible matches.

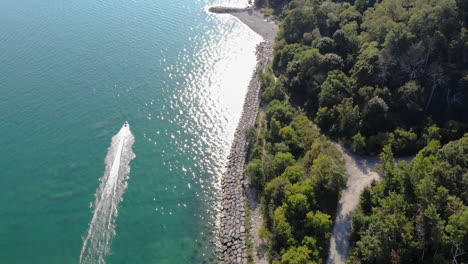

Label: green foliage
[361,96,389,135]
[350,135,468,263]
[285,193,310,220]
[274,152,296,175]
[305,210,332,240]
[319,70,355,108]
[291,113,320,149]
[279,127,298,146]
[270,117,282,142]
[260,67,275,89]
[311,154,346,195]
[350,41,380,86]
[265,176,291,207]
[321,53,344,72]
[313,37,335,54]
[352,132,366,153]
[339,6,362,26]
[263,81,286,103]
[355,0,376,13]
[246,1,468,261]
[244,101,345,263]
[281,165,304,184]
[388,128,420,155]
[280,9,316,43]
[273,43,307,74]
[266,100,295,126]
[245,159,265,190]
[246,126,257,147]
[266,0,468,155]
[423,124,441,144]
[314,107,337,134]
[273,206,295,247]
[305,136,343,168]
[333,98,360,138]
[275,245,316,264]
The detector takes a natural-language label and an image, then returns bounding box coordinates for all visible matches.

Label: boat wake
[79,122,136,264]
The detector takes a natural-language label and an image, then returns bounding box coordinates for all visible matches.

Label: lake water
[0,0,262,262]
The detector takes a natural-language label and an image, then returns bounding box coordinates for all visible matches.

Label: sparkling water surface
[0,0,262,262]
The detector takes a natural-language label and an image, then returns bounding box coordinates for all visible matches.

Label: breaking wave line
[79,122,136,264]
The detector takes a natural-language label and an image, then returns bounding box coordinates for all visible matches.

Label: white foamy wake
[79,123,136,264]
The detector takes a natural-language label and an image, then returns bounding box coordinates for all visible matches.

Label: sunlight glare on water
[0,0,263,262]
[140,3,263,261]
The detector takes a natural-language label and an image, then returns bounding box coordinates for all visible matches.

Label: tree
[339,6,362,26]
[388,128,419,155]
[305,210,332,240]
[319,70,355,108]
[270,117,282,142]
[383,23,415,57]
[311,154,346,195]
[313,37,335,54]
[350,42,380,86]
[355,0,376,13]
[321,53,344,72]
[263,81,286,103]
[297,49,325,102]
[397,81,424,121]
[333,23,359,60]
[335,98,360,138]
[445,208,468,264]
[280,126,301,155]
[265,176,292,207]
[291,113,320,150]
[273,206,295,247]
[281,165,304,184]
[274,152,296,175]
[245,159,265,190]
[281,9,316,44]
[352,132,367,153]
[361,96,389,135]
[286,193,310,220]
[276,246,316,264]
[266,100,295,125]
[315,107,337,135]
[273,43,308,74]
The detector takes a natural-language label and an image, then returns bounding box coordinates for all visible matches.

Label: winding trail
[327,144,413,264]
[327,145,381,264]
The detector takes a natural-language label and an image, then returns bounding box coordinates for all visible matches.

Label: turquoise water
[0,0,262,262]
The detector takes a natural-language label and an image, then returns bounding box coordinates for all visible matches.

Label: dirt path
[327,145,414,264]
[247,187,269,264]
[327,145,381,264]
[246,110,269,264]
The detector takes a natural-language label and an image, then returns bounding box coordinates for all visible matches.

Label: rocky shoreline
[219,41,274,264]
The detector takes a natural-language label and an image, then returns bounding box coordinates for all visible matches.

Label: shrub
[274,152,296,175]
[352,132,366,153]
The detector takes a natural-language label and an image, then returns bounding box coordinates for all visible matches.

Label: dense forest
[258,0,468,155]
[349,137,468,263]
[244,97,347,263]
[243,0,468,263]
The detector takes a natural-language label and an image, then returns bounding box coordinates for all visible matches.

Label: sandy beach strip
[209,7,278,42]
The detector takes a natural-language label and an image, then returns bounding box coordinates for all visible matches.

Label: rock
[219,42,274,264]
